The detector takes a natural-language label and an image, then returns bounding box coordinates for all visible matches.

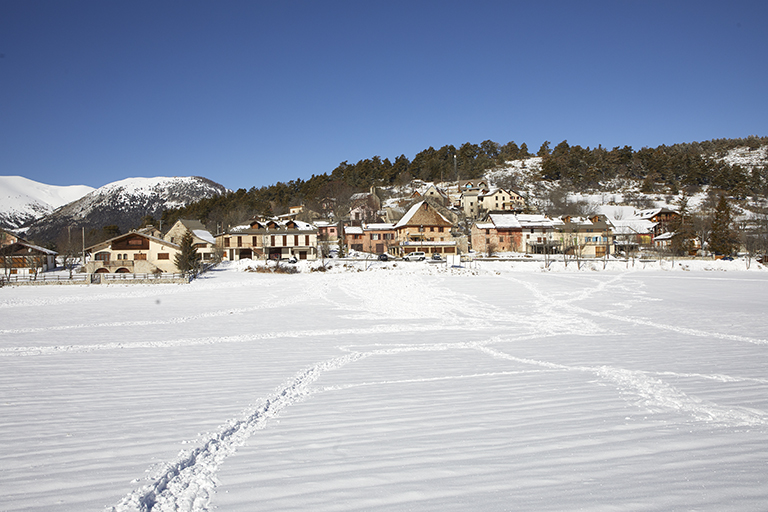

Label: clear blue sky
[2,1,766,191]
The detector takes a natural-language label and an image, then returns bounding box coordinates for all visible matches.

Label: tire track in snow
[108,351,370,512]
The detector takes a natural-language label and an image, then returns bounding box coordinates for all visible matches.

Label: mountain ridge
[15,176,227,245]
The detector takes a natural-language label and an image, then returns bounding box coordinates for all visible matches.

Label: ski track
[503,272,768,346]
[109,335,768,511]
[43,270,759,511]
[0,292,299,335]
[0,277,269,310]
[108,352,370,512]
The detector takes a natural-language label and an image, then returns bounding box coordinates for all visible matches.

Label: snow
[1,261,768,512]
[0,176,94,228]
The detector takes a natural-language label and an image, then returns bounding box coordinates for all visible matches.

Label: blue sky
[2,1,766,191]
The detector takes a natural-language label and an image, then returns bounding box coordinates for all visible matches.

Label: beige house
[557,215,615,258]
[164,219,217,261]
[218,219,318,261]
[84,231,181,274]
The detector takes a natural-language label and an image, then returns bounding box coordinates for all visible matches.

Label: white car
[404,251,426,261]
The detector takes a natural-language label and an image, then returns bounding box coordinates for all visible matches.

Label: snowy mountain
[20,176,227,244]
[0,176,94,230]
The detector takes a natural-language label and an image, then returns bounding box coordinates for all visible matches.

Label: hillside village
[2,142,768,282]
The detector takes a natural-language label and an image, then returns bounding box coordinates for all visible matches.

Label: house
[610,218,656,254]
[84,231,181,274]
[394,201,458,257]
[636,207,679,237]
[471,213,557,254]
[217,219,318,261]
[518,214,562,254]
[478,188,525,214]
[344,223,398,255]
[557,215,615,258]
[0,228,21,248]
[0,239,58,275]
[164,219,217,261]
[471,214,522,254]
[422,184,451,207]
[348,188,382,225]
[458,179,489,192]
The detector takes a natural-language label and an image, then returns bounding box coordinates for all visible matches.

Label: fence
[1,271,190,286]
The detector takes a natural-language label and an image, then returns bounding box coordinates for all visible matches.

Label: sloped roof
[394,201,452,229]
[487,213,522,229]
[1,240,57,256]
[610,219,656,236]
[86,231,180,253]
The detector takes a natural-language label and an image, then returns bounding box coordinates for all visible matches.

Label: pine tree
[669,195,696,256]
[709,195,738,256]
[174,232,200,276]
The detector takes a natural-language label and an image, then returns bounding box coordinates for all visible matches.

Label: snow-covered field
[2,260,768,511]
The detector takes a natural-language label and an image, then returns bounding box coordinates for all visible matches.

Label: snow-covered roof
[344,226,364,234]
[363,223,395,231]
[487,213,522,229]
[517,214,558,228]
[192,229,215,244]
[610,219,656,236]
[394,201,450,229]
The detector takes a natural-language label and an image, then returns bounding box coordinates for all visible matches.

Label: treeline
[161,140,526,230]
[539,136,768,196]
[161,136,767,232]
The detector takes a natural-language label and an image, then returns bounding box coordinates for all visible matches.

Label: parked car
[431,253,443,261]
[404,251,426,261]
[378,253,390,261]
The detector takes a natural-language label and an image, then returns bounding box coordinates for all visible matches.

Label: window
[237,236,242,247]
[294,235,299,246]
[252,236,258,246]
[134,253,147,260]
[224,238,230,248]
[430,227,434,232]
[305,235,310,245]
[438,227,444,233]
[282,235,287,246]
[270,235,275,246]
[158,253,169,260]
[485,229,490,235]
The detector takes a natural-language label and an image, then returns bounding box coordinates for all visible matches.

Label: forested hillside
[161,136,768,232]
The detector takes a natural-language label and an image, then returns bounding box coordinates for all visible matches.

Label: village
[0,179,689,283]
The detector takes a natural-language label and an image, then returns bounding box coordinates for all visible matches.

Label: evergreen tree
[669,195,695,256]
[709,195,738,256]
[175,232,200,276]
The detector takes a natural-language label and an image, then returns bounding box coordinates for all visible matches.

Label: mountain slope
[21,176,227,244]
[0,176,94,230]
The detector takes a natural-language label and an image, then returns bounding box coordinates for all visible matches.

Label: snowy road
[1,262,767,511]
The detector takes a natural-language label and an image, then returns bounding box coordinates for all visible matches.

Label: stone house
[394,201,458,257]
